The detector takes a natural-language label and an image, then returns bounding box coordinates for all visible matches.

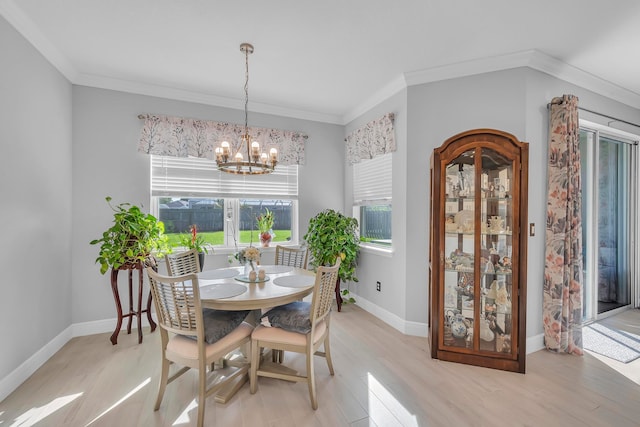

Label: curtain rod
[547,101,640,129]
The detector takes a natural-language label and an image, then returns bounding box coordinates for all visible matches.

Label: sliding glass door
[581,124,638,321]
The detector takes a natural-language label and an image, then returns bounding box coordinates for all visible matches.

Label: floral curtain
[346,113,396,164]
[543,94,583,355]
[137,114,308,165]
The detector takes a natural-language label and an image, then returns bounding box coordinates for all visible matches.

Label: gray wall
[407,69,527,326]
[344,90,408,321]
[72,86,344,323]
[349,66,639,343]
[3,6,640,393]
[0,16,73,380]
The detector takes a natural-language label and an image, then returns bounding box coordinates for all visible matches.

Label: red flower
[190,224,197,245]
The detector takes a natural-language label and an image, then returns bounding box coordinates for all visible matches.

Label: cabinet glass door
[479,148,513,354]
[442,150,475,349]
[431,129,527,372]
[441,148,515,353]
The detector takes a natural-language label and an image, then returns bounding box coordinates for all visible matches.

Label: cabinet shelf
[429,128,528,373]
[445,231,513,236]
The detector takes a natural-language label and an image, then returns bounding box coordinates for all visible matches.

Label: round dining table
[195,264,316,403]
[197,265,315,311]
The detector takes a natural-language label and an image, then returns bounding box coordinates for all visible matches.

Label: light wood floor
[2,306,640,426]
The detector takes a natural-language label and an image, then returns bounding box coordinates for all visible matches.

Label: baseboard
[352,293,544,355]
[527,333,545,354]
[0,316,153,402]
[71,316,154,337]
[351,293,428,337]
[0,326,72,402]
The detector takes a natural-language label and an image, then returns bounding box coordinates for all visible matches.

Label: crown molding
[74,72,344,124]
[342,74,407,125]
[524,50,640,109]
[401,49,640,110]
[0,0,342,124]
[0,0,77,82]
[3,0,639,125]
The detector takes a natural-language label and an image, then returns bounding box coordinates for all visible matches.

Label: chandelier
[214,43,277,175]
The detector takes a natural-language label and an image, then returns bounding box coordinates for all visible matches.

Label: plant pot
[198,252,205,270]
[260,231,272,248]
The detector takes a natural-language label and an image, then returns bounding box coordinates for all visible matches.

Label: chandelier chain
[214,42,277,175]
[244,46,249,134]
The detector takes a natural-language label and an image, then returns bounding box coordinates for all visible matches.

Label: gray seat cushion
[261,301,312,334]
[200,309,251,344]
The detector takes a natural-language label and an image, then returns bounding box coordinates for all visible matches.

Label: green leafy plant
[90,196,171,274]
[256,208,274,233]
[179,224,212,254]
[304,209,359,303]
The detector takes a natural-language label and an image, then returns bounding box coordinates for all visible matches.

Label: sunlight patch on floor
[173,399,198,425]
[585,350,640,385]
[85,378,150,426]
[7,393,82,427]
[367,373,418,426]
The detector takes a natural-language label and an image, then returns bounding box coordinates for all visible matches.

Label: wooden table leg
[109,264,155,345]
[110,268,123,345]
[146,291,157,332]
[127,269,133,335]
[335,277,343,312]
[136,267,143,344]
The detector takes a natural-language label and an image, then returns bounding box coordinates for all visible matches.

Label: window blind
[353,153,392,205]
[151,155,298,199]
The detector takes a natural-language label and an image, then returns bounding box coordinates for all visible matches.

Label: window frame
[150,155,300,252]
[579,119,639,321]
[352,153,393,253]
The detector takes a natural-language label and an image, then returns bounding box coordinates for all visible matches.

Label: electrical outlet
[376,281,381,292]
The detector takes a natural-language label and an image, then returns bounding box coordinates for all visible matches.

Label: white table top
[197,266,315,311]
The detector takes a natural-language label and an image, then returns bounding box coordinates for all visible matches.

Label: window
[580,122,638,320]
[352,153,392,247]
[151,155,298,250]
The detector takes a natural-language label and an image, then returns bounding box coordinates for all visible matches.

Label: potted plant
[90,196,171,274]
[179,224,212,269]
[257,208,275,247]
[303,209,359,309]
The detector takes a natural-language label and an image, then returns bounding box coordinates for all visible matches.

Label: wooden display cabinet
[429,129,528,373]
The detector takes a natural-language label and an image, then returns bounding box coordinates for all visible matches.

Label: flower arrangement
[256,208,274,235]
[179,224,211,254]
[235,246,260,270]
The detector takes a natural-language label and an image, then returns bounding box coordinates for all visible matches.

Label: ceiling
[2,0,640,124]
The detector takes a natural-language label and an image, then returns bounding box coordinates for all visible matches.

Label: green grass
[166,230,292,248]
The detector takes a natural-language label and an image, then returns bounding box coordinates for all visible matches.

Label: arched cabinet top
[435,128,528,162]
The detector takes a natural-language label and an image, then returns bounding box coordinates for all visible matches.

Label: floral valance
[137,114,308,165]
[346,113,396,165]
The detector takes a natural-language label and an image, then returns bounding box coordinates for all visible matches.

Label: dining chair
[271,245,309,363]
[165,248,201,275]
[275,245,309,269]
[165,248,252,369]
[146,267,253,427]
[249,258,341,410]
